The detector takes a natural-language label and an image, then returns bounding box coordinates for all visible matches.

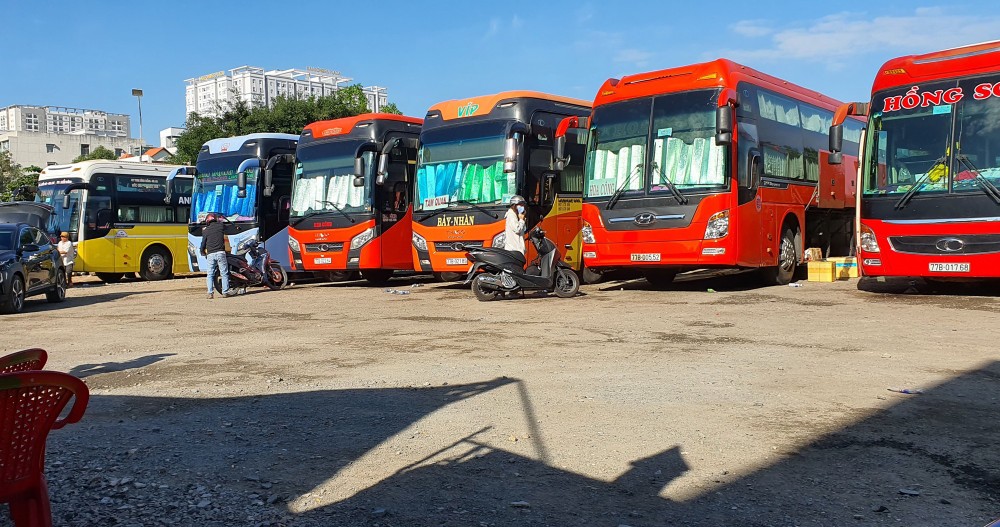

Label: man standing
[57,231,76,287]
[200,214,234,299]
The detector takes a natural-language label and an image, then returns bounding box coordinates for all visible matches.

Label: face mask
[516,205,525,214]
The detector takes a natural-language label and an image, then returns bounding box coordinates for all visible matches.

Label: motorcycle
[463,228,580,301]
[213,238,288,294]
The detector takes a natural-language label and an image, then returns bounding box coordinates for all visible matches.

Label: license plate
[313,257,332,264]
[929,262,970,273]
[630,253,661,262]
[446,257,468,266]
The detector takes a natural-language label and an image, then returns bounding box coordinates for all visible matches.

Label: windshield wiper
[894,156,944,210]
[419,199,499,221]
[649,162,689,205]
[956,154,1000,203]
[291,200,355,226]
[606,163,646,210]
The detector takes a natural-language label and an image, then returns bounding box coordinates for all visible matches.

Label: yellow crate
[807,261,837,282]
[827,256,859,279]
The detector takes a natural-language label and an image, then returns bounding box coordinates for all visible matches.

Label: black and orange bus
[288,114,421,284]
[411,91,591,281]
[830,41,1000,281]
[555,59,862,285]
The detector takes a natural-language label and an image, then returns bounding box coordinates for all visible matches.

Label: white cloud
[721,8,1000,63]
[730,19,773,38]
[615,48,654,67]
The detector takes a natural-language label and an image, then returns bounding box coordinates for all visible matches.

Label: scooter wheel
[553,268,580,298]
[471,274,501,302]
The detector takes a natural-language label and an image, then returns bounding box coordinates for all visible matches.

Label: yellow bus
[35,161,193,283]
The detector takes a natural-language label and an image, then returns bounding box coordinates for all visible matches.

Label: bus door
[377,138,418,269]
[735,121,766,268]
[82,175,118,272]
[261,159,294,268]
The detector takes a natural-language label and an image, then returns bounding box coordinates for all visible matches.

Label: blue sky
[4,1,998,143]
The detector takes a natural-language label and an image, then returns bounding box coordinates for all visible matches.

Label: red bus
[288,113,421,284]
[411,91,591,281]
[555,59,861,285]
[830,41,1000,280]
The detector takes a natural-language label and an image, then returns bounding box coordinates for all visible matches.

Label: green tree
[0,152,39,201]
[72,145,119,163]
[379,102,403,115]
[171,84,386,165]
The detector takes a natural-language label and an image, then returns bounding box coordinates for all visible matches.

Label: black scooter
[463,228,580,301]
[213,239,288,294]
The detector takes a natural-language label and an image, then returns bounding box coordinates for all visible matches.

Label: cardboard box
[807,260,837,282]
[804,247,824,262]
[827,256,859,279]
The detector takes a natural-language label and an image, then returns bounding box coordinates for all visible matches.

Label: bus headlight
[288,236,300,252]
[704,210,730,240]
[412,232,428,251]
[350,227,376,250]
[187,241,198,257]
[859,224,880,253]
[491,232,505,247]
[581,221,595,244]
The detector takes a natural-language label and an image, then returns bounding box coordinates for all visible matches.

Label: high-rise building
[0,105,143,167]
[184,66,390,119]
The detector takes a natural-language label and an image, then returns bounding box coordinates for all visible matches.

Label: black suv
[0,223,66,313]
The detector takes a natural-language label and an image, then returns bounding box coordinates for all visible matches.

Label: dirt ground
[3,271,999,527]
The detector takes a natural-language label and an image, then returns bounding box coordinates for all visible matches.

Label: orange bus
[830,41,1000,280]
[411,91,591,281]
[288,114,421,284]
[555,59,862,285]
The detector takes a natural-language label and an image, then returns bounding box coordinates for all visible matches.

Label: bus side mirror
[263,168,273,197]
[164,179,174,204]
[828,124,844,165]
[716,106,733,146]
[504,136,517,173]
[749,152,762,189]
[553,136,566,171]
[353,156,366,187]
[62,193,71,210]
[375,154,389,186]
[237,171,247,198]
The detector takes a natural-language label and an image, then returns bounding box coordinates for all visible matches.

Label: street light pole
[131,88,144,161]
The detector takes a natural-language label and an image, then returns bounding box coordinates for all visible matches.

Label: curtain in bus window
[758,92,801,127]
[196,183,256,220]
[418,160,509,207]
[652,137,725,186]
[325,174,365,208]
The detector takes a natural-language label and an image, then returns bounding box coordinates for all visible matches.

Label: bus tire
[435,272,464,282]
[46,269,67,303]
[644,269,677,288]
[761,227,797,285]
[140,246,172,281]
[323,271,354,282]
[582,265,605,284]
[96,272,125,284]
[362,269,393,285]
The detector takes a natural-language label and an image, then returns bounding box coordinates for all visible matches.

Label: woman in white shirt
[57,231,76,287]
[503,195,527,256]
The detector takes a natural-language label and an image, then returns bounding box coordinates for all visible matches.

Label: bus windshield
[35,180,82,238]
[192,156,258,223]
[415,121,514,210]
[584,89,726,199]
[865,75,1000,197]
[291,140,372,217]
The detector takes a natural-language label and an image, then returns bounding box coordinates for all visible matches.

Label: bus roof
[426,91,591,122]
[593,58,845,111]
[301,113,422,140]
[201,133,300,155]
[871,40,1000,93]
[39,160,183,180]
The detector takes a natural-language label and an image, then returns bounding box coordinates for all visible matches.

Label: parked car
[0,222,66,313]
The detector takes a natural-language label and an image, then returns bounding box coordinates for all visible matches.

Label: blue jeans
[206,251,230,293]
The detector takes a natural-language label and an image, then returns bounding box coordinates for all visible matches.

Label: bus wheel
[582,266,605,284]
[140,247,172,281]
[761,227,797,285]
[96,272,125,284]
[362,269,393,285]
[436,272,464,282]
[644,269,677,289]
[323,271,354,282]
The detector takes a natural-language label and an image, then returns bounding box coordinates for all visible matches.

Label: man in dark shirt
[200,213,234,299]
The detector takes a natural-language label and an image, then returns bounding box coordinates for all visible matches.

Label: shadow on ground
[69,353,175,378]
[36,365,1000,526]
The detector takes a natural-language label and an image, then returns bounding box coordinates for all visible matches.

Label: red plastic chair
[0,371,89,527]
[0,349,47,374]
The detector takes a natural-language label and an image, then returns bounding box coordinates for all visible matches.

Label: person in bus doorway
[57,231,75,287]
[504,195,527,257]
[200,213,235,299]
